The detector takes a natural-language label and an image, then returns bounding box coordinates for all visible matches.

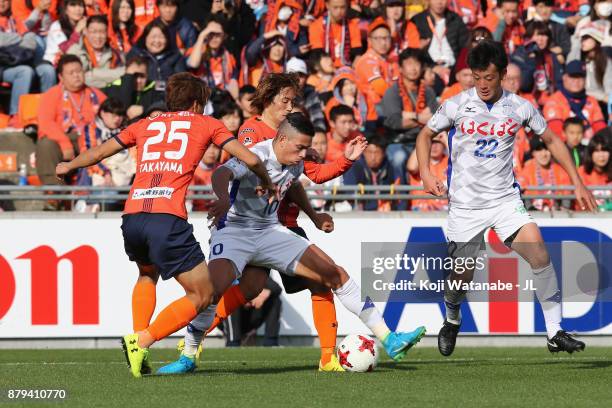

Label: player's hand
[344,135,368,161]
[313,212,334,233]
[255,183,280,203]
[248,289,271,309]
[55,162,72,183]
[208,196,231,226]
[575,182,598,212]
[304,147,320,162]
[422,172,446,197]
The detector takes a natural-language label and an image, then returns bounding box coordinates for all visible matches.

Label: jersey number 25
[142,121,190,161]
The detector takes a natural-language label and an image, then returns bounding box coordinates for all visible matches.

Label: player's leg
[507,222,585,353]
[131,264,159,374]
[292,245,426,362]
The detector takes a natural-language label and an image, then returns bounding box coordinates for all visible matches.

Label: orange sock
[146,296,198,342]
[311,291,338,365]
[132,280,156,332]
[206,285,246,334]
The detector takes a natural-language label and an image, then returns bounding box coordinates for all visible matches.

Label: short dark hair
[86,14,108,27]
[99,97,126,116]
[137,20,171,53]
[157,0,179,6]
[126,55,149,68]
[329,104,355,122]
[165,72,211,111]
[584,129,612,178]
[563,117,584,130]
[368,136,387,150]
[533,0,554,6]
[239,85,256,99]
[213,99,241,120]
[467,40,508,73]
[57,54,82,74]
[250,73,300,114]
[499,0,519,5]
[399,47,427,66]
[280,112,315,138]
[525,20,552,40]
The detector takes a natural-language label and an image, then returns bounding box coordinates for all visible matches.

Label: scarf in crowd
[84,37,121,69]
[502,23,525,55]
[560,86,588,123]
[202,48,234,90]
[265,0,302,38]
[398,78,427,114]
[324,13,351,66]
[61,87,101,136]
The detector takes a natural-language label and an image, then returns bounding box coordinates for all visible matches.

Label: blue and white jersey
[427,87,547,209]
[218,139,303,228]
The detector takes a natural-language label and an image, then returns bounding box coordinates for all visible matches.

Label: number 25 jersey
[427,88,547,209]
[115,111,235,219]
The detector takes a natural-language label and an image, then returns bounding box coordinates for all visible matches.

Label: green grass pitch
[1,346,611,407]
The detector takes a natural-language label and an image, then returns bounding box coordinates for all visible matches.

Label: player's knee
[322,264,347,290]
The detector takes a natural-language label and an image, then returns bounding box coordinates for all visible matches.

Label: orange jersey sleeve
[303,156,353,184]
[122,113,234,219]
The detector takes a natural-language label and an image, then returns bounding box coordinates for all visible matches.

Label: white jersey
[218,139,303,229]
[427,88,547,209]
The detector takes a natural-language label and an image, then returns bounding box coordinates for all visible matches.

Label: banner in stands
[0,215,610,337]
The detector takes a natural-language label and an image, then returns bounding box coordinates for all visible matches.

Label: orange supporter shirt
[38,85,107,152]
[354,48,400,104]
[518,159,571,210]
[409,156,448,211]
[440,83,464,103]
[578,165,609,186]
[134,0,158,27]
[542,91,607,140]
[12,0,58,28]
[191,162,218,212]
[309,16,362,67]
[115,112,235,219]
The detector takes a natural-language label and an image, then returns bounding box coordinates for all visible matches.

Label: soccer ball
[336,334,378,372]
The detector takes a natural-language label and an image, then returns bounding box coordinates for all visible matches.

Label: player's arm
[416,126,446,196]
[285,182,334,233]
[303,136,367,183]
[540,127,598,211]
[55,138,125,181]
[221,139,277,199]
[209,166,234,226]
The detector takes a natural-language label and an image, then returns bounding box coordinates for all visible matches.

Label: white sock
[533,263,562,338]
[333,278,391,341]
[183,304,217,356]
[444,288,466,325]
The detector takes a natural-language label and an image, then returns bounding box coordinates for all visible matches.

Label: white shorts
[209,224,311,278]
[446,198,534,257]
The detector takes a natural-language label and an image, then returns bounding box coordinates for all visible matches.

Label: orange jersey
[354,48,400,104]
[440,82,464,103]
[409,156,449,211]
[115,112,235,219]
[542,91,607,140]
[309,16,361,67]
[134,0,159,26]
[234,117,353,227]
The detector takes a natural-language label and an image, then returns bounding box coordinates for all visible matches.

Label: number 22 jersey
[114,111,235,219]
[426,88,547,209]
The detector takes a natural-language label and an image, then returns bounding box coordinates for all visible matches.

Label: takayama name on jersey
[139,161,184,174]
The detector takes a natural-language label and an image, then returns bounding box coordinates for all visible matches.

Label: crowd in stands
[0,0,610,211]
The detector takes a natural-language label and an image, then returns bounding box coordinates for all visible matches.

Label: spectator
[354,17,400,109]
[527,0,572,56]
[447,0,483,29]
[11,0,57,62]
[325,104,357,162]
[383,0,420,61]
[306,51,334,94]
[578,128,612,210]
[286,57,327,133]
[222,278,282,347]
[187,15,239,98]
[564,117,587,166]
[518,136,572,211]
[411,0,469,81]
[84,0,108,16]
[261,0,309,57]
[343,136,400,211]
[406,132,448,211]
[542,60,607,139]
[133,0,158,26]
[237,84,257,119]
[0,1,55,122]
[439,51,473,102]
[308,0,362,68]
[324,67,373,130]
[154,0,197,54]
[494,0,525,55]
[502,61,538,106]
[210,0,256,62]
[452,25,492,92]
[243,32,287,87]
[191,143,221,212]
[126,20,187,92]
[77,98,134,194]
[103,55,161,120]
[108,0,141,55]
[567,24,612,113]
[36,54,106,186]
[44,0,87,64]
[511,21,565,106]
[571,0,612,51]
[381,47,438,184]
[66,15,126,88]
[212,98,242,136]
